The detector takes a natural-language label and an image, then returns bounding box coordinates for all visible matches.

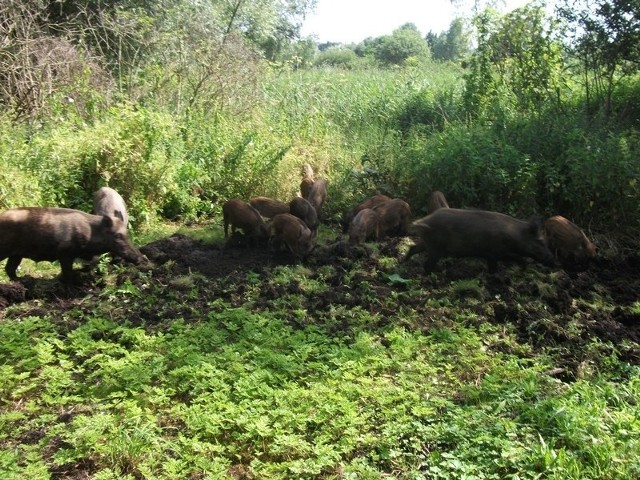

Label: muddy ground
[1,228,639,381]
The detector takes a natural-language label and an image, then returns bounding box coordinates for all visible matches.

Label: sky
[300,0,534,44]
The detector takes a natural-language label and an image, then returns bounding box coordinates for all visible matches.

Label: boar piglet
[268,213,315,259]
[427,190,449,214]
[0,207,145,283]
[372,198,412,237]
[93,186,129,228]
[300,164,315,199]
[222,199,268,245]
[250,196,290,219]
[348,208,380,245]
[289,197,319,234]
[342,194,391,232]
[405,208,555,273]
[543,215,596,264]
[300,177,315,199]
[305,179,327,218]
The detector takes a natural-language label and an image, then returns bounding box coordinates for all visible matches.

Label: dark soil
[2,229,639,381]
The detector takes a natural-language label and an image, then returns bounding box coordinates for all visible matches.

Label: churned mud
[1,228,639,381]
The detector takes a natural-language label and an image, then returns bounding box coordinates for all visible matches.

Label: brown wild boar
[222,199,268,243]
[92,186,129,228]
[268,213,315,259]
[300,163,315,198]
[427,190,449,214]
[372,198,412,237]
[305,178,328,217]
[405,208,555,273]
[342,194,391,232]
[289,197,319,233]
[300,177,315,199]
[348,208,380,245]
[249,196,290,219]
[0,207,145,283]
[543,215,596,263]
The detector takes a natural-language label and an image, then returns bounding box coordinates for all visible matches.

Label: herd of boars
[224,169,597,275]
[0,167,597,284]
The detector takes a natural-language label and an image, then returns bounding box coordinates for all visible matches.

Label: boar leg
[5,256,22,280]
[58,256,77,284]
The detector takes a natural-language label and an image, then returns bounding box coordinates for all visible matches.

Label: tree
[558,0,640,116]
[373,23,431,66]
[428,18,470,61]
[463,4,563,118]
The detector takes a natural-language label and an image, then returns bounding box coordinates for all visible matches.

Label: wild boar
[305,178,328,218]
[372,198,412,237]
[342,194,391,232]
[249,196,290,219]
[348,208,380,245]
[92,186,129,228]
[0,207,145,283]
[289,197,319,233]
[300,163,315,198]
[405,208,555,273]
[427,190,449,214]
[543,215,596,263]
[222,199,268,244]
[268,213,315,259]
[300,177,315,199]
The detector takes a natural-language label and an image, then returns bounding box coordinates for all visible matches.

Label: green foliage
[428,18,471,62]
[1,275,638,479]
[395,123,541,214]
[313,47,361,69]
[373,23,432,66]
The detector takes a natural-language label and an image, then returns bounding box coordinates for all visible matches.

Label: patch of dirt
[1,231,639,381]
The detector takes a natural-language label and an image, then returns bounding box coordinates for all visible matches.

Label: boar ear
[101,215,114,228]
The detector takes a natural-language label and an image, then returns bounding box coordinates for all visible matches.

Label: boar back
[93,186,129,228]
[372,198,412,237]
[348,208,380,245]
[269,213,315,259]
[250,196,290,219]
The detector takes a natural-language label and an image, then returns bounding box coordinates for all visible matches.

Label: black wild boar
[348,208,380,245]
[543,215,596,263]
[249,196,290,219]
[222,199,268,243]
[405,208,555,273]
[427,190,449,214]
[372,198,412,237]
[0,207,145,283]
[268,213,315,259]
[305,178,328,218]
[92,186,129,228]
[342,194,391,232]
[289,197,319,233]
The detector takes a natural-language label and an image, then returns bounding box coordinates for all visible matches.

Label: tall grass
[1,61,638,231]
